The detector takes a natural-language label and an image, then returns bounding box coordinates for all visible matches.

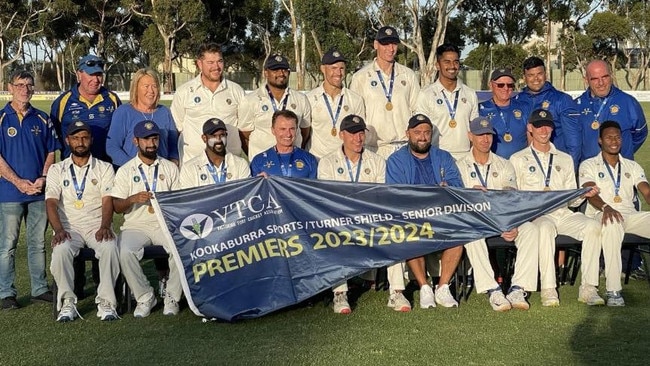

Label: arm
[300,127,311,149]
[106,108,134,167]
[113,192,152,214]
[631,100,647,154]
[582,181,622,225]
[638,181,650,205]
[0,154,39,194]
[46,198,70,246]
[239,130,251,156]
[561,95,582,166]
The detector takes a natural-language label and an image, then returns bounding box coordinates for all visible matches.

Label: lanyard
[206,161,226,183]
[472,163,491,188]
[593,97,609,122]
[496,106,510,134]
[376,66,395,103]
[531,148,554,189]
[276,148,294,177]
[441,90,459,120]
[70,164,90,200]
[323,93,344,129]
[604,158,621,198]
[266,86,289,111]
[345,155,362,182]
[137,164,159,192]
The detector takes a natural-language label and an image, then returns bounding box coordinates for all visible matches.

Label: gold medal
[543,186,551,191]
[591,120,600,130]
[614,195,622,203]
[449,119,457,128]
[503,133,513,142]
[331,127,337,137]
[73,200,84,209]
[148,205,155,214]
[386,102,393,111]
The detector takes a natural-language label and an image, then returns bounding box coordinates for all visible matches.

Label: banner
[155,176,586,321]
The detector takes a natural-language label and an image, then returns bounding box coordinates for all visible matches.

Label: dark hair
[599,120,621,138]
[436,44,460,58]
[523,56,545,71]
[9,70,34,84]
[197,42,223,59]
[271,110,299,127]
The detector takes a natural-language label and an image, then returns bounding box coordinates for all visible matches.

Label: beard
[409,140,431,155]
[208,137,227,156]
[139,146,158,160]
[71,147,90,158]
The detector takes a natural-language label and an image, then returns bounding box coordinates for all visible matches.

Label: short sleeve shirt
[318,148,386,183]
[179,152,251,189]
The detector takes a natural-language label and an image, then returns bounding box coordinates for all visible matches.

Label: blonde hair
[130,68,160,106]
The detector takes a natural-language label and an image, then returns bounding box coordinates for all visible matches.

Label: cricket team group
[1,25,649,322]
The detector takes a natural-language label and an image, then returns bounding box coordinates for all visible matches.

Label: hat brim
[377,38,400,45]
[531,120,554,128]
[67,127,91,136]
[203,127,227,135]
[79,66,104,75]
[471,128,495,135]
[266,64,290,71]
[341,126,367,134]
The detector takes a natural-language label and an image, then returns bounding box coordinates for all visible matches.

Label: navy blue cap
[133,120,161,138]
[528,109,554,128]
[67,121,91,136]
[322,50,346,65]
[407,114,433,129]
[469,117,495,135]
[340,115,367,133]
[265,54,290,70]
[78,54,104,74]
[202,118,227,135]
[376,26,400,45]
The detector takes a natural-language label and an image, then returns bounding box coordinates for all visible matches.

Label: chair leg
[52,281,58,320]
[73,257,86,299]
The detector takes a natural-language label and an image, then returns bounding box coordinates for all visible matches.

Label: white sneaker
[387,291,411,312]
[163,295,179,316]
[96,299,119,321]
[506,287,530,310]
[419,284,436,309]
[541,288,560,307]
[578,285,605,306]
[333,292,351,314]
[435,284,459,308]
[488,288,511,312]
[134,294,157,318]
[57,298,79,322]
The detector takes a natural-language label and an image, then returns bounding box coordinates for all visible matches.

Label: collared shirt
[386,145,463,187]
[416,79,479,156]
[171,76,246,162]
[0,103,60,203]
[318,147,386,183]
[238,85,312,159]
[50,85,121,161]
[250,146,318,178]
[306,84,366,159]
[478,98,531,159]
[179,152,251,189]
[457,149,517,190]
[45,156,114,233]
[349,60,420,149]
[579,154,648,216]
[112,155,179,231]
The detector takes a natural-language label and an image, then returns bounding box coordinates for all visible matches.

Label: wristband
[601,203,609,211]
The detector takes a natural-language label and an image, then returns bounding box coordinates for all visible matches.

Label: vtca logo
[179,214,214,240]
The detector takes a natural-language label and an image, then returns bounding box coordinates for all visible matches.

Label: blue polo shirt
[0,103,60,202]
[478,98,532,159]
[50,85,121,162]
[250,146,318,178]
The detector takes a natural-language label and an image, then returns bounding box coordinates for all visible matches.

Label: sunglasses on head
[494,82,515,89]
[83,60,104,68]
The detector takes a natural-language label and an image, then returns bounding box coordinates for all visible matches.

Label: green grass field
[0,101,649,365]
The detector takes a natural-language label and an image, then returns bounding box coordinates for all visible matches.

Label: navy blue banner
[155,176,586,321]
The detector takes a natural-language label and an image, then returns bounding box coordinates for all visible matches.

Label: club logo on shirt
[264,161,274,168]
[513,110,522,119]
[598,172,605,179]
[99,106,105,113]
[461,97,467,104]
[7,127,17,137]
[401,80,406,86]
[365,168,371,174]
[610,105,619,115]
[555,166,561,172]
[227,173,232,179]
[486,112,495,120]
[200,173,207,181]
[291,103,296,109]
[159,174,165,181]
[344,105,349,112]
[31,126,41,136]
[529,166,536,173]
[262,105,269,112]
[63,180,70,187]
[226,99,232,105]
[582,108,591,115]
[492,172,498,177]
[371,80,377,87]
[470,172,477,178]
[295,160,305,170]
[625,172,631,178]
[134,176,141,182]
[91,179,98,185]
[542,101,550,109]
[337,167,344,174]
[437,99,443,105]
[194,96,201,103]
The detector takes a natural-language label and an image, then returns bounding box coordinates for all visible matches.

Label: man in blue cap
[50,54,121,163]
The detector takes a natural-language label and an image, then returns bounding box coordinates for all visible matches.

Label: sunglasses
[494,82,515,89]
[83,60,104,68]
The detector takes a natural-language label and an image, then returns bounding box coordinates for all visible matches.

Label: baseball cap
[376,26,399,45]
[490,68,515,81]
[202,118,227,135]
[407,114,433,129]
[340,115,367,133]
[133,120,161,138]
[264,54,290,70]
[67,121,91,136]
[78,54,104,74]
[469,117,495,135]
[321,49,346,65]
[528,109,555,128]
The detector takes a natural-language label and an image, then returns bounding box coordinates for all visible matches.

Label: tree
[464,44,528,89]
[584,10,632,82]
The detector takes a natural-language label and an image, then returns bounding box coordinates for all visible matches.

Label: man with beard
[579,121,650,306]
[515,57,581,167]
[46,121,120,322]
[0,70,59,310]
[250,110,318,178]
[51,54,121,162]
[416,44,478,160]
[112,121,183,317]
[306,50,365,159]
[171,43,247,163]
[179,118,251,189]
[350,26,420,159]
[239,54,312,160]
[386,114,464,309]
[318,114,410,314]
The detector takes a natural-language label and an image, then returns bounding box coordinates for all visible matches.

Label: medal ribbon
[603,158,621,198]
[138,164,159,192]
[206,161,227,183]
[266,86,289,111]
[323,93,344,131]
[531,148,554,189]
[70,164,90,200]
[376,66,395,103]
[496,107,510,135]
[472,163,491,188]
[345,155,362,182]
[276,147,295,177]
[441,90,459,121]
[593,97,609,123]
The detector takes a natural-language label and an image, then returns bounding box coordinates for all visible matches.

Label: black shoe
[1,296,20,310]
[31,291,54,303]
